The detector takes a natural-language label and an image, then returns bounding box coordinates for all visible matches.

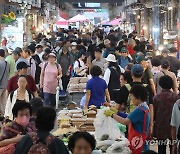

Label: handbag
[0,127,21,154]
[0,61,7,84]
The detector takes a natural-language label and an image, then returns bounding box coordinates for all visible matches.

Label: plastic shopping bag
[94,107,123,141]
[106,138,131,154]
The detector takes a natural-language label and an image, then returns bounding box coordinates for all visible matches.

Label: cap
[120,47,128,53]
[136,55,148,64]
[131,64,144,75]
[36,44,43,49]
[106,54,116,63]
[13,47,22,55]
[71,42,77,46]
[48,52,56,58]
[161,48,170,54]
[17,62,29,70]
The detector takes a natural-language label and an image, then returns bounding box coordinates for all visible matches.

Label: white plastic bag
[94,107,122,141]
[106,139,131,154]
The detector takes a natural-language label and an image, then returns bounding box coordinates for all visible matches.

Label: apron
[128,106,149,154]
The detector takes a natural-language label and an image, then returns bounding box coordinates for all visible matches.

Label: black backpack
[30,56,41,84]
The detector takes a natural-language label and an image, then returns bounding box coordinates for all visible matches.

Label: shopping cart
[56,79,67,110]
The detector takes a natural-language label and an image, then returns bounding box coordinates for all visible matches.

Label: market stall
[52,103,131,154]
[67,77,88,106]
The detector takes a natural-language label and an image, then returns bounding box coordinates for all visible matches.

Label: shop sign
[95,9,107,13]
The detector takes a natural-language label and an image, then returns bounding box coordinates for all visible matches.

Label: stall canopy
[68,14,89,23]
[56,16,68,25]
[109,18,121,26]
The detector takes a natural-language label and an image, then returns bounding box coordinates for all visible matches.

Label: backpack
[125,84,148,113]
[72,60,83,77]
[117,56,131,66]
[28,133,55,154]
[10,90,33,103]
[44,62,59,72]
[31,56,41,84]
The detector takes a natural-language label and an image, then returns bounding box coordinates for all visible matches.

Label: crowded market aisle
[0,26,180,154]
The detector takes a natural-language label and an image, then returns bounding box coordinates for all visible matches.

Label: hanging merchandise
[1,12,16,24]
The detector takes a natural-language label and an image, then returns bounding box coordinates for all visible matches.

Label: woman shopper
[153,75,179,154]
[85,66,110,109]
[40,52,62,107]
[104,84,150,153]
[68,131,96,154]
[0,101,32,153]
[5,75,34,120]
[104,54,124,102]
[15,107,69,154]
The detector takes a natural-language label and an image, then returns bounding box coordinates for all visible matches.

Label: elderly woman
[40,52,62,107]
[5,75,34,120]
[0,101,32,153]
[85,66,110,109]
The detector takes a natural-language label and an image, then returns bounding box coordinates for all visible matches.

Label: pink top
[42,63,61,94]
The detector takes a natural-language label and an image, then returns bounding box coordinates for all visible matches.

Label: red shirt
[127,46,135,56]
[7,75,37,93]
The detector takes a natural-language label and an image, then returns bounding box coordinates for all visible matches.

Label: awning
[109,18,121,26]
[56,17,68,25]
[68,14,89,23]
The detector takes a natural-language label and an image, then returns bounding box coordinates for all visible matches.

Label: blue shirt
[86,76,107,108]
[117,56,130,69]
[128,106,150,150]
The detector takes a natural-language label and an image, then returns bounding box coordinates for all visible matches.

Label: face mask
[16,116,30,127]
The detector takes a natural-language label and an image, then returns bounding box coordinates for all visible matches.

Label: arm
[31,60,36,79]
[103,68,110,85]
[0,135,25,147]
[105,89,111,104]
[171,126,177,154]
[172,74,178,94]
[4,95,12,119]
[57,65,62,79]
[149,104,154,136]
[40,65,44,89]
[84,90,91,110]
[149,79,156,96]
[112,114,131,125]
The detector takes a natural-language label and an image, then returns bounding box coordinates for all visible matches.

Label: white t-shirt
[74,59,86,76]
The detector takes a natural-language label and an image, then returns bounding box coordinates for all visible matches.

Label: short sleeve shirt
[116,82,153,106]
[86,77,107,108]
[142,68,153,85]
[171,100,180,136]
[7,75,37,93]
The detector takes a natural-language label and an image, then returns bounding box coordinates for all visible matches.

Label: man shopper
[0,48,10,114]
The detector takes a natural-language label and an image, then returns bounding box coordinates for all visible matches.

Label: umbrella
[68,14,89,23]
[56,16,68,25]
[109,18,121,26]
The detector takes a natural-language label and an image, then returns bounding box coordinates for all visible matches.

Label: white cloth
[104,66,125,85]
[5,90,31,120]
